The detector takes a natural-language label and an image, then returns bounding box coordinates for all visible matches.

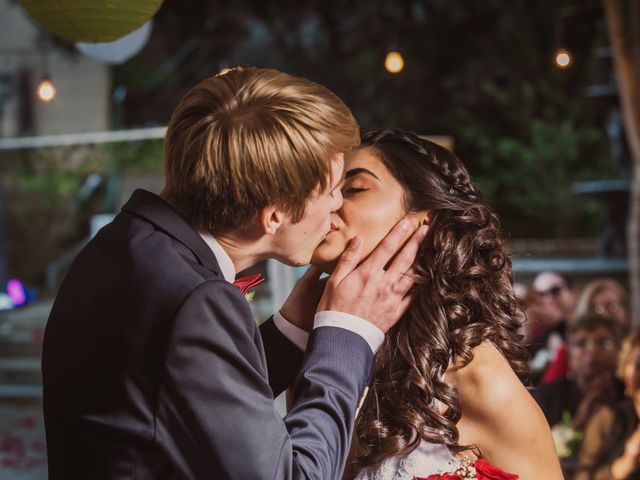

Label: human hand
[317,217,429,333]
[573,371,615,429]
[280,266,326,333]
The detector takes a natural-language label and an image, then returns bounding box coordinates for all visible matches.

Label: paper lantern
[76,20,152,65]
[19,0,164,42]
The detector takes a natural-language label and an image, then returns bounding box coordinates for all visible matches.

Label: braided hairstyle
[354,129,527,467]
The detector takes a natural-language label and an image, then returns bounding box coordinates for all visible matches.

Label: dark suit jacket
[42,189,374,480]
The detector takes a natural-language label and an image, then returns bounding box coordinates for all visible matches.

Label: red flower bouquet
[413,458,518,480]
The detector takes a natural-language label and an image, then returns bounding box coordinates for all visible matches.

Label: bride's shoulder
[447,344,564,479]
[448,341,527,416]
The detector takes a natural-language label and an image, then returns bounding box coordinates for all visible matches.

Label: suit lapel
[121,189,222,275]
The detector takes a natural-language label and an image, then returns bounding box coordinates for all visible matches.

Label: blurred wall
[0,0,111,136]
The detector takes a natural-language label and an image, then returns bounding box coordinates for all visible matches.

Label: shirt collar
[198,230,236,283]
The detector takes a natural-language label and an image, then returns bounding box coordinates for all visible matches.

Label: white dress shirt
[198,230,384,353]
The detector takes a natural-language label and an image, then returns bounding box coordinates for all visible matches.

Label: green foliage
[129,0,615,238]
[1,139,163,286]
[5,0,619,289]
[456,80,612,237]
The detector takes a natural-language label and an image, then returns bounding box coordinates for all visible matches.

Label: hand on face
[573,370,616,429]
[311,147,426,272]
[317,216,429,333]
[310,148,430,333]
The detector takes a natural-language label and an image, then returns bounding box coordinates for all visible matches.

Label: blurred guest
[527,271,578,382]
[539,278,629,387]
[575,331,640,480]
[534,313,623,430]
[575,278,631,336]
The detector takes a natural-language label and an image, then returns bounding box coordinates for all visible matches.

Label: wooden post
[603,0,640,326]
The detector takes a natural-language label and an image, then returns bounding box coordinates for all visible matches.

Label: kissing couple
[42,67,562,480]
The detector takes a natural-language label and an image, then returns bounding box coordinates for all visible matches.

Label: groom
[42,67,426,479]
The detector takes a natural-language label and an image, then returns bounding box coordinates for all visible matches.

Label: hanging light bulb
[37,76,56,102]
[554,48,572,69]
[385,51,404,74]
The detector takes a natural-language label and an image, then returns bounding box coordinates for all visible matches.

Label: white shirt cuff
[314,311,384,353]
[273,311,310,351]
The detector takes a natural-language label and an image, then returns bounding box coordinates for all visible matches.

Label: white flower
[551,423,575,458]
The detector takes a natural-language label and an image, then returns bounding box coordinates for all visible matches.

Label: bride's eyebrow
[344,167,380,181]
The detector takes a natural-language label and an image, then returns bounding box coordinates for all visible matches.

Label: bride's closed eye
[343,185,370,194]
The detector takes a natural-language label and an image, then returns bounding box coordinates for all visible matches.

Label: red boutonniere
[233,274,265,301]
[414,459,518,480]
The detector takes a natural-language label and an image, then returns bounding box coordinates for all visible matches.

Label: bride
[296,129,562,479]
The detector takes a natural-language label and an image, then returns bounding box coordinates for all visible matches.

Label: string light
[554,48,572,69]
[37,77,56,102]
[385,51,404,74]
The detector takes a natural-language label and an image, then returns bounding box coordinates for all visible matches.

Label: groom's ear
[258,206,286,235]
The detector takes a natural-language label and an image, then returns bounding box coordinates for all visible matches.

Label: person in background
[542,278,631,387]
[527,271,578,383]
[575,330,640,480]
[535,314,624,478]
[575,278,631,337]
[534,313,624,430]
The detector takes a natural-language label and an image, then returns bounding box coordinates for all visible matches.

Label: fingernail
[419,225,429,237]
[350,236,362,248]
[400,218,411,230]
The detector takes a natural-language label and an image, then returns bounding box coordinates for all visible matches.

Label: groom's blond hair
[162,67,359,231]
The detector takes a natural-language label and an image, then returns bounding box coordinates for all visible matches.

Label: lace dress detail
[354,374,462,480]
[354,439,462,480]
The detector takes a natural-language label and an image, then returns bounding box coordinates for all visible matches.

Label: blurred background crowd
[0,0,639,478]
[520,272,637,478]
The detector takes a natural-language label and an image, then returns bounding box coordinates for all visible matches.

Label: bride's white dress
[353,439,462,480]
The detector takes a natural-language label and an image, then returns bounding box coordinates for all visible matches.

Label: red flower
[414,474,464,480]
[233,274,265,294]
[472,459,518,480]
[413,459,518,480]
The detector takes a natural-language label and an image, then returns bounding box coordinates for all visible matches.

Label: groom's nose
[330,187,343,211]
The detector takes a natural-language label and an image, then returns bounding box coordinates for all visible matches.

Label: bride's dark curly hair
[355,129,527,467]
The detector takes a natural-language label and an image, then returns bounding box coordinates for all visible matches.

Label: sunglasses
[536,285,565,299]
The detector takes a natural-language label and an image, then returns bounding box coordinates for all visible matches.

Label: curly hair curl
[354,129,528,468]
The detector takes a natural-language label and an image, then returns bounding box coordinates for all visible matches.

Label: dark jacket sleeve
[260,317,305,397]
[155,280,373,480]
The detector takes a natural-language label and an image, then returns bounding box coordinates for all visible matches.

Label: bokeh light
[385,51,405,74]
[37,78,56,102]
[554,49,572,68]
